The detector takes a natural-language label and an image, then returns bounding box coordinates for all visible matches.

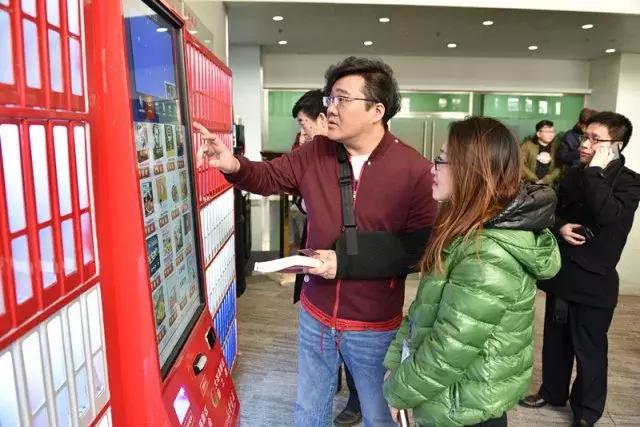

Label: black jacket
[486,182,557,231]
[538,157,640,307]
[558,128,582,168]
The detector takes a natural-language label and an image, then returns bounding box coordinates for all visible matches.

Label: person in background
[558,108,597,168]
[521,120,562,187]
[290,132,307,250]
[294,89,328,145]
[383,116,560,427]
[291,130,305,150]
[195,57,437,426]
[290,91,363,426]
[520,112,640,427]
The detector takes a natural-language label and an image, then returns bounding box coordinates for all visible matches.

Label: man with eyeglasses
[290,89,363,426]
[558,108,598,168]
[520,112,640,427]
[194,57,437,426]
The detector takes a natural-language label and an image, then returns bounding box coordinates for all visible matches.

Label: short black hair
[291,89,326,120]
[587,111,633,149]
[535,120,554,132]
[323,56,401,124]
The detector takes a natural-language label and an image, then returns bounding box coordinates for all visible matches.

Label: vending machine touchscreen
[118,0,238,425]
[123,0,201,376]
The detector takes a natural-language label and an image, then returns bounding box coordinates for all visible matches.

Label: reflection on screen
[127,15,176,100]
[173,386,190,424]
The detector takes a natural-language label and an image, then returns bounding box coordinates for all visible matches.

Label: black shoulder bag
[337,144,359,255]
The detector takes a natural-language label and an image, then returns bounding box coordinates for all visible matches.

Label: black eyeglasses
[322,95,377,108]
[579,134,617,144]
[434,156,449,171]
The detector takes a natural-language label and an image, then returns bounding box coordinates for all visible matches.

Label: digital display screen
[124,0,202,376]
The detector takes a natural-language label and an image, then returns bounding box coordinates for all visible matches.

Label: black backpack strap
[337,144,358,255]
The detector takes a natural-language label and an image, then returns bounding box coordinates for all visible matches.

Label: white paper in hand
[253,255,323,274]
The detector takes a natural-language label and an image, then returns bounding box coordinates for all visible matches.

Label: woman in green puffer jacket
[383,117,561,427]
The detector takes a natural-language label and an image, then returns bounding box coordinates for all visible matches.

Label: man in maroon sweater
[195,57,436,426]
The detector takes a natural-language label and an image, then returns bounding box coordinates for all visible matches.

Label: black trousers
[468,412,507,427]
[337,363,360,409]
[539,294,614,424]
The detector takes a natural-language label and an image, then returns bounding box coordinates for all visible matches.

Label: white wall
[230,45,263,161]
[616,54,640,172]
[586,54,621,111]
[614,54,640,295]
[185,0,228,64]
[262,53,591,93]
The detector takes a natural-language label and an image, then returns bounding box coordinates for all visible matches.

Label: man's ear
[371,102,386,124]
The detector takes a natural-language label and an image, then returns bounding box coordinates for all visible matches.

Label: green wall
[479,93,584,141]
[265,91,585,152]
[267,91,306,153]
[400,92,470,113]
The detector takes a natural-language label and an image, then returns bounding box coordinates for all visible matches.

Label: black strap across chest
[337,144,358,255]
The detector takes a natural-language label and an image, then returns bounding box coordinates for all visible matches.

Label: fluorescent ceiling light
[379,17,390,23]
[447,43,457,48]
[278,40,288,45]
[156,27,168,33]
[582,24,594,29]
[605,48,616,53]
[528,45,539,51]
[363,40,374,46]
[482,20,494,26]
[272,16,284,21]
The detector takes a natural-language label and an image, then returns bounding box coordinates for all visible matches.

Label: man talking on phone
[520,112,640,427]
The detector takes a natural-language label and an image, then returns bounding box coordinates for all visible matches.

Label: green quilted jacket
[383,184,561,426]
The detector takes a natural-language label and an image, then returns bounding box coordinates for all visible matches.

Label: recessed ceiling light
[482,20,494,26]
[278,40,288,45]
[363,40,374,46]
[447,43,457,48]
[272,15,284,21]
[379,17,390,23]
[156,27,168,33]
[582,24,594,29]
[528,45,539,51]
[189,30,198,35]
[606,48,616,53]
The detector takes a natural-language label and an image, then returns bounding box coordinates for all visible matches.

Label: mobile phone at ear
[609,142,621,161]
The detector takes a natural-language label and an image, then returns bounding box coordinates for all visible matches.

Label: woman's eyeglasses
[434,156,449,171]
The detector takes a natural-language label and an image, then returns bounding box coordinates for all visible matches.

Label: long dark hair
[421,117,522,273]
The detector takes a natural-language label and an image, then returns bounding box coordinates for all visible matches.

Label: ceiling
[226,2,640,60]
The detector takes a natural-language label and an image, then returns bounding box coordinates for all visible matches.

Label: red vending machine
[0,0,239,425]
[183,31,238,371]
[0,0,111,424]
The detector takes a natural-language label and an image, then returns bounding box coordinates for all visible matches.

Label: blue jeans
[294,307,397,427]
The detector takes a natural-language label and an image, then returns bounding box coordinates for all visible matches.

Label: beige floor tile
[233,275,640,427]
